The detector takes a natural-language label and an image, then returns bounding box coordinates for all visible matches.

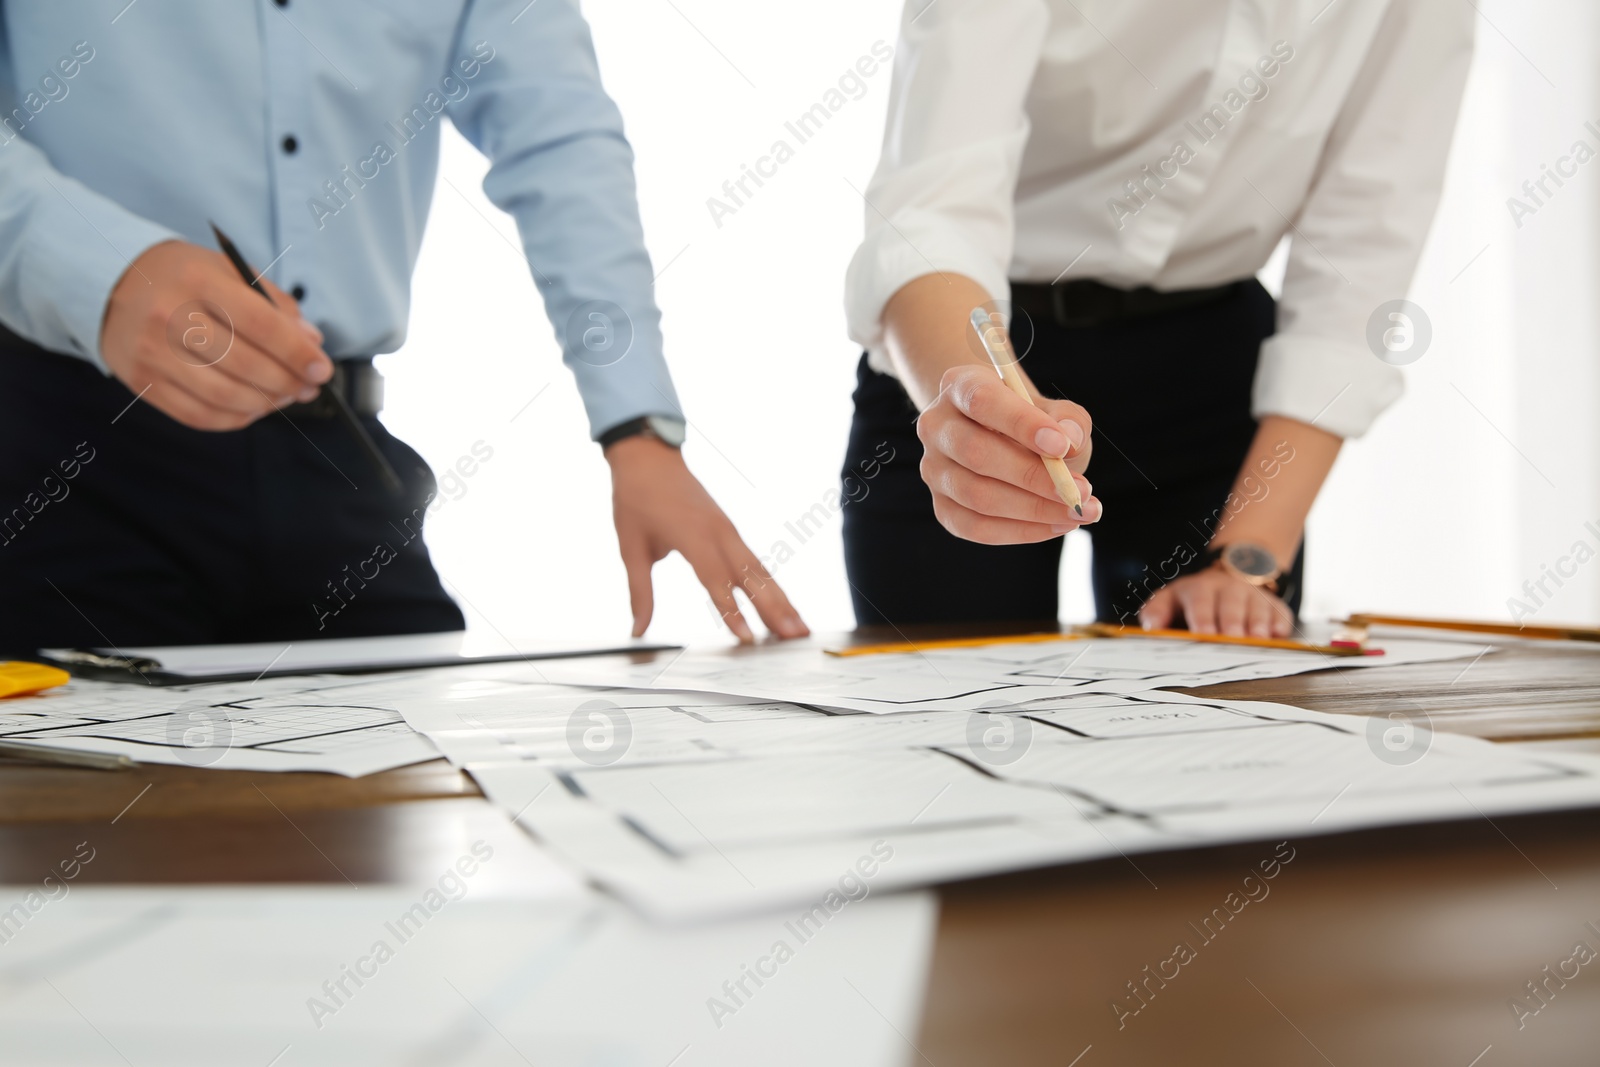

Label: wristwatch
[1202,541,1283,594]
[597,414,687,451]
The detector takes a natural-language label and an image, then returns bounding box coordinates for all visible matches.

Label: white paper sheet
[364,665,1600,919]
[0,885,936,1067]
[536,636,1491,714]
[0,674,439,776]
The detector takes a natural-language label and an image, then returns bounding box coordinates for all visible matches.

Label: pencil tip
[1074,504,1083,517]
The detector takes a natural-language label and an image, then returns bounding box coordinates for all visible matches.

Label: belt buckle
[1051,282,1120,329]
[348,362,383,416]
[285,363,347,420]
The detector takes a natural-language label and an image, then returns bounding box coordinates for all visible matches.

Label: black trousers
[0,329,463,657]
[841,279,1304,627]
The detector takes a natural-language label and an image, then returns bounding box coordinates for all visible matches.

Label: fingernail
[307,358,334,384]
[1059,419,1085,452]
[296,386,318,403]
[1050,524,1074,536]
[297,318,323,342]
[1035,426,1069,457]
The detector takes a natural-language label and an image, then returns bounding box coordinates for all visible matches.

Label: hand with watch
[1136,413,1339,638]
[1136,539,1296,639]
[600,414,810,644]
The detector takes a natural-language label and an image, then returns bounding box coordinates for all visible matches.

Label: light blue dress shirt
[0,0,679,438]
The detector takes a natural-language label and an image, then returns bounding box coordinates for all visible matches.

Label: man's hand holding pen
[102,240,333,431]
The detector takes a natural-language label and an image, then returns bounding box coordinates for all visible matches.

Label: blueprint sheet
[534,635,1492,713]
[356,659,1600,920]
[0,634,1481,778]
[0,674,438,776]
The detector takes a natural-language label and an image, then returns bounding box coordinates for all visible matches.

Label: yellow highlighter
[0,661,72,699]
[0,662,132,770]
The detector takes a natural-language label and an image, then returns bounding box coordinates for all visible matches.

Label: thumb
[1138,587,1176,631]
[620,541,655,638]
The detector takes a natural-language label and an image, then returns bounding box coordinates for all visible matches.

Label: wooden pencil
[828,625,1374,658]
[968,308,1083,515]
[827,632,1077,657]
[1077,622,1376,657]
[1344,613,1600,643]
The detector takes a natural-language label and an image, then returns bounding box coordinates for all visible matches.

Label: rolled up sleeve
[1253,0,1474,439]
[844,0,1047,361]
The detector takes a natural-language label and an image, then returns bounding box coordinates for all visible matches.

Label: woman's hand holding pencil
[916,359,1100,544]
[878,275,1101,545]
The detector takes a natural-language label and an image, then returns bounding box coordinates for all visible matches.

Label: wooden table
[3,632,1598,1065]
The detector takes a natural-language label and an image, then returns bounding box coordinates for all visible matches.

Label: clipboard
[38,631,681,686]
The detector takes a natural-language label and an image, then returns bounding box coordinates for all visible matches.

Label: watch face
[644,415,687,448]
[1224,543,1278,579]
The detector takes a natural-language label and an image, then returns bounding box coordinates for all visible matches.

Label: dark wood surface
[3,630,1598,1065]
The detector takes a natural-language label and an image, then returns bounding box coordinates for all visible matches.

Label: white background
[378,0,1600,648]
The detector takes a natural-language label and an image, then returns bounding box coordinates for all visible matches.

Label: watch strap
[597,417,650,449]
[1203,542,1282,594]
[597,415,685,450]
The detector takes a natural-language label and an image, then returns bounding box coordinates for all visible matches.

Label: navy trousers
[0,328,463,656]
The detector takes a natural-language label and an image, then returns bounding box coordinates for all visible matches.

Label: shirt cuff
[844,208,1013,361]
[26,182,180,371]
[1252,334,1404,439]
[568,347,682,442]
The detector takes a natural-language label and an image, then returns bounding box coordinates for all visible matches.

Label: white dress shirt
[845,0,1473,438]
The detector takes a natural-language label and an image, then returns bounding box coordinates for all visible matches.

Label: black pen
[209,223,404,495]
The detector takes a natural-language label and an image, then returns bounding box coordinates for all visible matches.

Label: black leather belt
[1011,279,1244,330]
[283,359,384,420]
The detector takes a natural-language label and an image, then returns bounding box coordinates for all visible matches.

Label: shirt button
[291,285,307,302]
[274,0,289,7]
[281,135,298,155]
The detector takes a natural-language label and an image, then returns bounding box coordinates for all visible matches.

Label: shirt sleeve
[844,0,1048,356]
[446,0,680,440]
[0,20,179,369]
[1252,0,1474,439]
